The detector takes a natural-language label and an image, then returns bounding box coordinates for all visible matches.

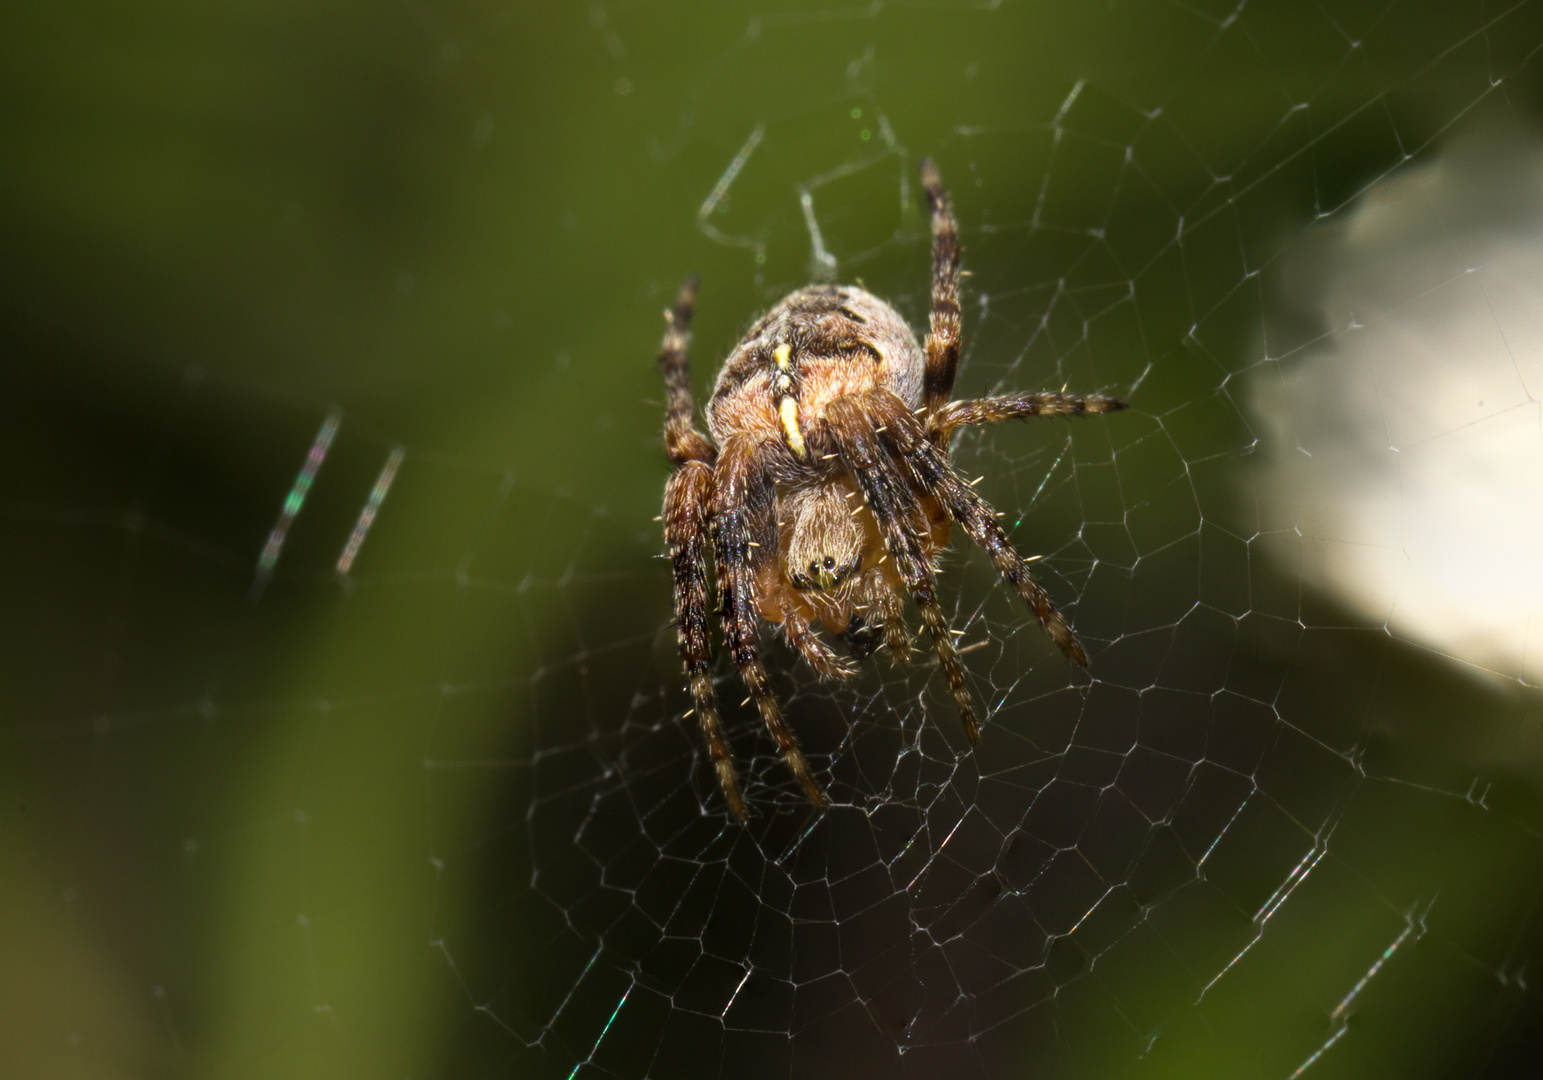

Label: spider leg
[918,158,962,428]
[780,605,857,680]
[929,391,1128,441]
[868,388,1092,667]
[874,583,911,663]
[659,275,716,466]
[663,462,744,819]
[657,282,743,817]
[823,397,980,743]
[715,437,828,809]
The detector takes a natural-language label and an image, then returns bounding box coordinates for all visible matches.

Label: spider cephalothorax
[660,159,1127,819]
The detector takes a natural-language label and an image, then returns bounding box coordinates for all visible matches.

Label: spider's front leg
[714,436,828,808]
[658,276,747,819]
[663,462,744,820]
[820,399,981,743]
[867,388,1093,666]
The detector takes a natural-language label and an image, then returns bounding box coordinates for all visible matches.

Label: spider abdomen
[706,285,925,450]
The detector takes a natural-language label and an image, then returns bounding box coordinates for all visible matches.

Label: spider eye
[823,556,835,569]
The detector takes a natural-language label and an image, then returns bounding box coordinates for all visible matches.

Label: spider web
[6,1,1543,1077]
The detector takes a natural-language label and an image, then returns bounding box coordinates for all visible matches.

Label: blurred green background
[4,0,1543,1077]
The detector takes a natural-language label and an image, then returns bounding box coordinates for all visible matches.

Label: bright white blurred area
[1252,125,1543,685]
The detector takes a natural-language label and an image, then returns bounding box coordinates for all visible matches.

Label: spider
[659,159,1127,820]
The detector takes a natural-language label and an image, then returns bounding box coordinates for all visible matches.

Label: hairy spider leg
[714,436,828,810]
[877,588,910,661]
[658,278,747,818]
[870,388,1094,665]
[663,463,744,818]
[823,396,981,744]
[779,604,855,680]
[919,158,962,429]
[929,391,1129,441]
[857,571,912,664]
[660,275,715,467]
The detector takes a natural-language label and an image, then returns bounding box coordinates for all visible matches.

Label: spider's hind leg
[928,391,1128,442]
[918,158,962,424]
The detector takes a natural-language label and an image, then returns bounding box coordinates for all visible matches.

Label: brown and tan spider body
[706,285,942,640]
[659,160,1127,820]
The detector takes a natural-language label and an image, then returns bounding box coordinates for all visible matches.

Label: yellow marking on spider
[774,342,792,370]
[779,396,807,458]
